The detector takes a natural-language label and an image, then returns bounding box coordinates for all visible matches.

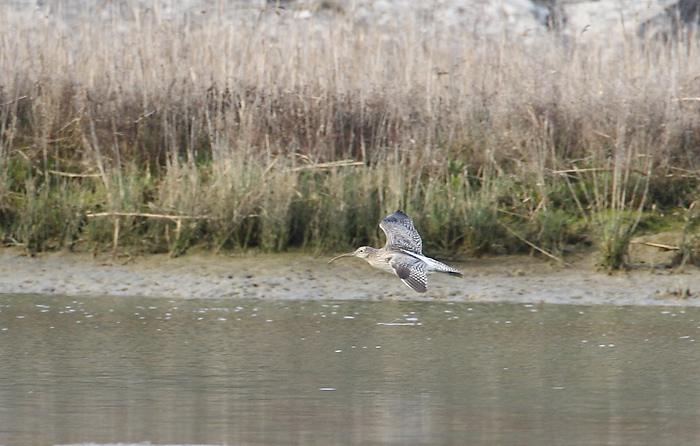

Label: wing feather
[379,210,423,254]
[390,254,428,293]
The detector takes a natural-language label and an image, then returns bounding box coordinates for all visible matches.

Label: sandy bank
[2,247,700,306]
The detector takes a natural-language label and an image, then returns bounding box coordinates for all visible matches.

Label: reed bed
[1,2,699,267]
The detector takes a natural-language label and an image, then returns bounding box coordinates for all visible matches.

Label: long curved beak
[328,252,356,264]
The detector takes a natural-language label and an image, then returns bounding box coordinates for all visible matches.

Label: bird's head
[353,246,372,259]
[328,246,373,263]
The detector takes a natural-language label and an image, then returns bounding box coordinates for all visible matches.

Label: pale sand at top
[1,247,699,306]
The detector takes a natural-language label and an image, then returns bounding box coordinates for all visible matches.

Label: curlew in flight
[328,210,462,293]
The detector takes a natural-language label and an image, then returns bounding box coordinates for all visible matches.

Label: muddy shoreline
[1,247,699,306]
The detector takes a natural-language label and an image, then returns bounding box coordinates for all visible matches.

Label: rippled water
[1,295,700,445]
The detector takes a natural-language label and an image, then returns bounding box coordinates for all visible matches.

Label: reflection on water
[1,295,700,445]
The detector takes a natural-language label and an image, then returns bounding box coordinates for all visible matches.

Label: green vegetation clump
[1,5,700,267]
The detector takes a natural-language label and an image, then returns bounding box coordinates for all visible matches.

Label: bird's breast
[368,255,397,274]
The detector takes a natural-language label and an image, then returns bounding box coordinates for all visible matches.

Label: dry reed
[1,2,699,265]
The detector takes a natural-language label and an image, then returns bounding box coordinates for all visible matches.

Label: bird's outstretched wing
[390,254,428,293]
[379,210,423,254]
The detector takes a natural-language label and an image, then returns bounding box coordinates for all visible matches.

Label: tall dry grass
[1,2,700,264]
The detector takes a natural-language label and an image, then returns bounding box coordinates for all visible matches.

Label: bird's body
[329,210,462,293]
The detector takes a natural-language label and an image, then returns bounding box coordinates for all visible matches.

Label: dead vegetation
[1,3,700,267]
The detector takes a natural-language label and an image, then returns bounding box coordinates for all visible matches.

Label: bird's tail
[421,256,463,277]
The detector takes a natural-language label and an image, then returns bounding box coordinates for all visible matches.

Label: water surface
[1,295,700,445]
